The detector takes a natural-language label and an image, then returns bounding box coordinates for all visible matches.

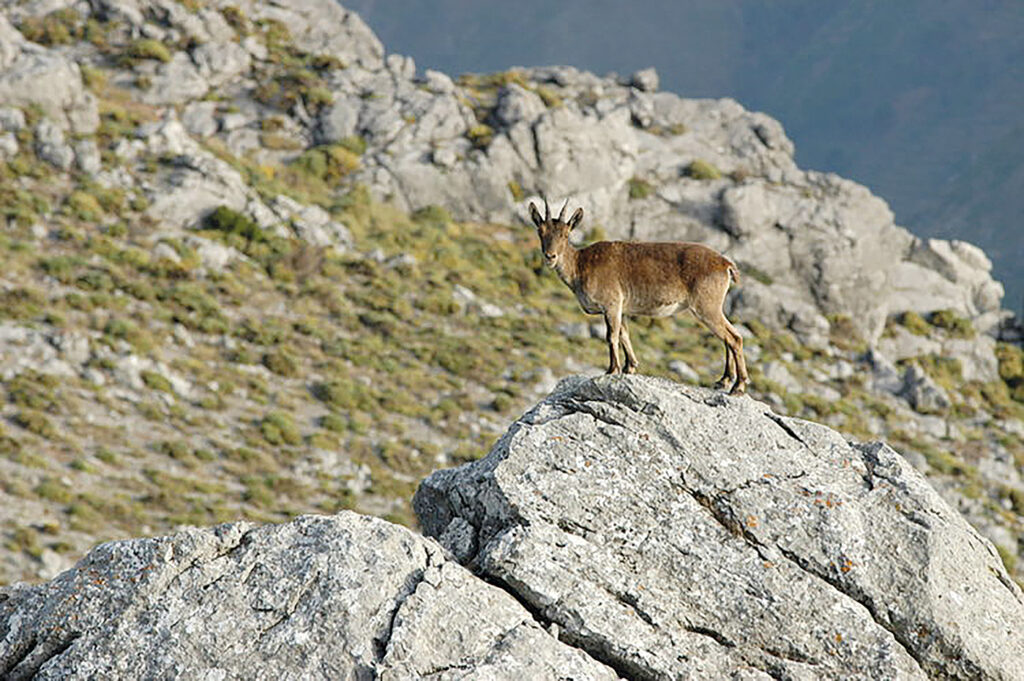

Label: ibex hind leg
[695,309,746,395]
[723,317,749,395]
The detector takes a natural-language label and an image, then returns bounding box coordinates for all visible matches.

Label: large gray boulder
[416,375,1024,680]
[0,512,616,680]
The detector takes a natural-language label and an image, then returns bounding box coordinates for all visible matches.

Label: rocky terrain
[3,376,1022,679]
[0,0,1021,593]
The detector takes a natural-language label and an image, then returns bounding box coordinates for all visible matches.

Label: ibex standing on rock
[530,199,749,395]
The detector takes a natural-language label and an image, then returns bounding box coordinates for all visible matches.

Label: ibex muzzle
[529,199,749,395]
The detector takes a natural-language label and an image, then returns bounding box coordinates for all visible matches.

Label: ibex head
[529,198,584,269]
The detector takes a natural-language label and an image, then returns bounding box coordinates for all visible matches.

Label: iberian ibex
[529,199,749,395]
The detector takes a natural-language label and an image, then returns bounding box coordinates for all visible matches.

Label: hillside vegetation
[0,0,1021,587]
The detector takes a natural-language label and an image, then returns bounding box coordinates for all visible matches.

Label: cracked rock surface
[0,512,615,680]
[416,375,1024,680]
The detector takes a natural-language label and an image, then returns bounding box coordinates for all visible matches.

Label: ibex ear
[567,207,584,230]
[528,202,544,227]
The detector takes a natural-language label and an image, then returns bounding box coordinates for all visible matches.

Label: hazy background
[345,0,1024,316]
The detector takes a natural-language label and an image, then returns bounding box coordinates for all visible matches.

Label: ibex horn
[558,199,569,222]
[543,197,551,222]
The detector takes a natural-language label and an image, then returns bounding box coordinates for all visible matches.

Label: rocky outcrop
[0,512,615,680]
[4,377,1022,679]
[417,376,1024,680]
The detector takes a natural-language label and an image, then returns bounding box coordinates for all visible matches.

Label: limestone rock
[139,52,210,105]
[0,16,23,70]
[417,375,1024,680]
[494,84,546,128]
[900,363,952,414]
[244,0,385,70]
[0,49,98,133]
[0,513,616,680]
[181,101,219,138]
[34,119,74,170]
[0,133,17,158]
[629,67,660,92]
[668,359,700,383]
[270,196,353,248]
[0,107,25,132]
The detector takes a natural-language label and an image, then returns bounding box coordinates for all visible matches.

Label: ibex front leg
[603,305,624,374]
[620,319,640,374]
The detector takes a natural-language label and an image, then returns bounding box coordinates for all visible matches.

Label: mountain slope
[0,0,1020,589]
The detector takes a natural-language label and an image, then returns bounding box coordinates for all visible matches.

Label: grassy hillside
[3,139,1023,582]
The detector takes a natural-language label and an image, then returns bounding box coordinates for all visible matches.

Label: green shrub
[206,206,266,243]
[260,132,303,150]
[412,204,452,227]
[66,190,101,220]
[739,263,774,286]
[0,287,46,321]
[313,380,378,412]
[929,309,974,338]
[221,5,249,34]
[628,177,654,200]
[996,343,1024,402]
[128,39,172,63]
[156,440,191,460]
[291,145,360,183]
[996,544,1018,574]
[0,186,50,225]
[260,411,302,446]
[5,526,43,558]
[534,86,563,108]
[19,9,82,45]
[142,370,174,394]
[104,318,153,352]
[913,355,963,392]
[8,372,59,412]
[466,124,494,149]
[14,410,57,439]
[262,348,299,376]
[507,180,525,202]
[320,412,347,433]
[336,135,367,156]
[686,159,722,180]
[899,311,931,336]
[827,314,865,352]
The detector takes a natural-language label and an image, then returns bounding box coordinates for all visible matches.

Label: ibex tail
[728,263,740,286]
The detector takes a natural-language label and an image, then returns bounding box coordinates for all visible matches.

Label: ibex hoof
[714,379,730,391]
[624,364,638,375]
[729,383,747,396]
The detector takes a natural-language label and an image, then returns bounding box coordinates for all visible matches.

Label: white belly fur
[637,302,683,317]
